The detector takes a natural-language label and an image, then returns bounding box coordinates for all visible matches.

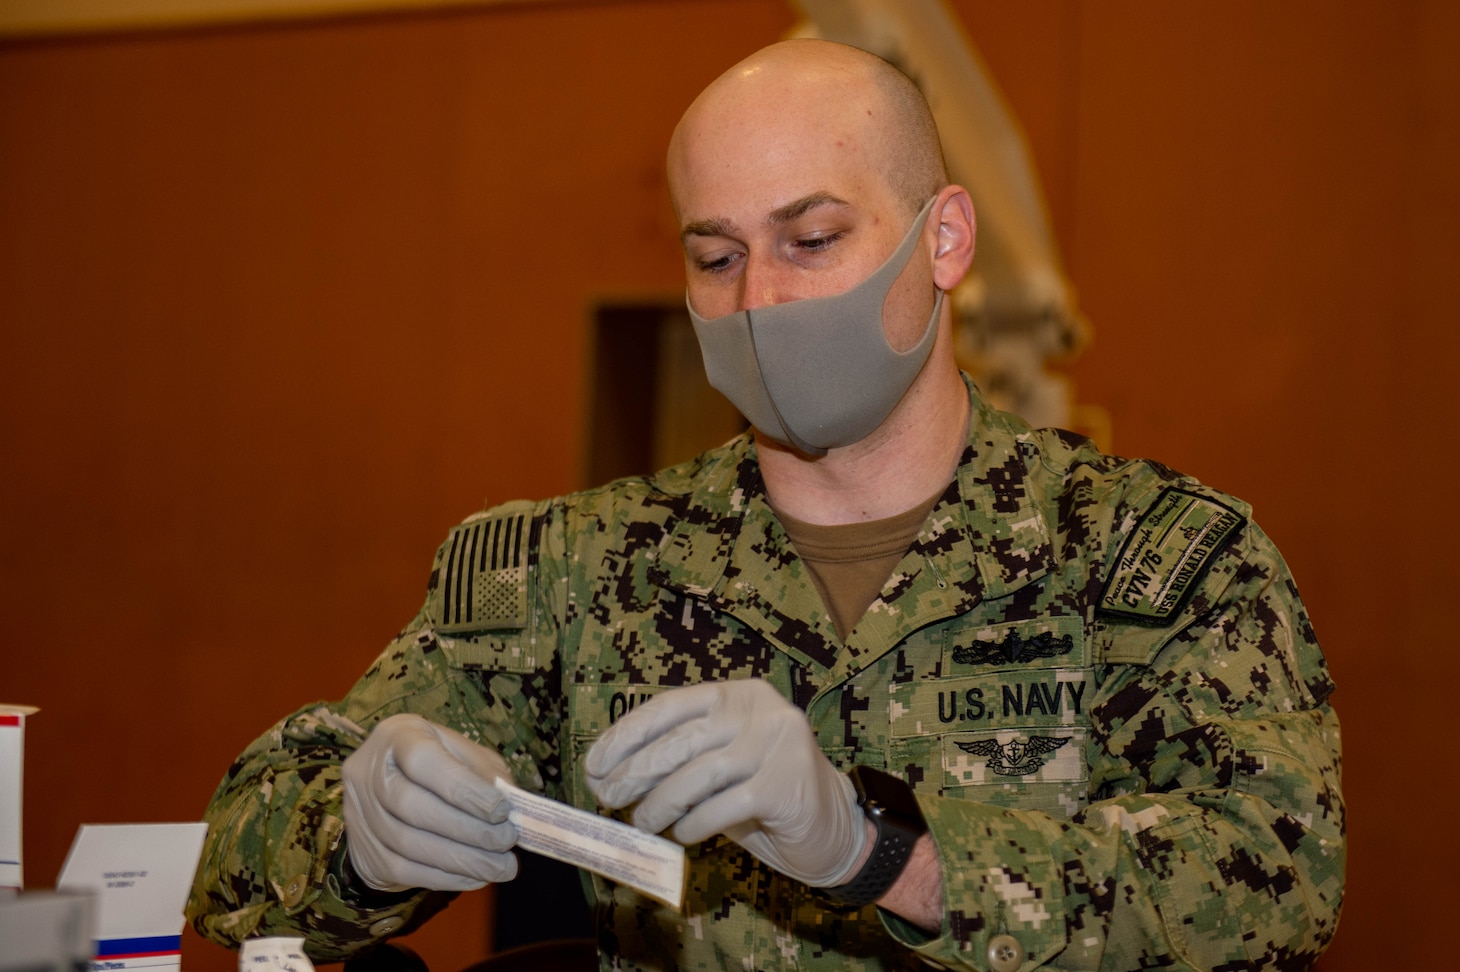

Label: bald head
[668,39,948,220]
[667,39,978,465]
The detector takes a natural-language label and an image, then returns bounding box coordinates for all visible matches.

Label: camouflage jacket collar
[651,377,1054,672]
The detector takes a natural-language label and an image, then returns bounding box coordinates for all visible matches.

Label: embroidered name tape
[1099,487,1244,625]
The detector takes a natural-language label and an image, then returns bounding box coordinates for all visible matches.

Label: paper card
[0,705,38,891]
[56,822,209,972]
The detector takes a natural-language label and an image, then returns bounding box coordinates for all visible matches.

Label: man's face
[668,86,938,353]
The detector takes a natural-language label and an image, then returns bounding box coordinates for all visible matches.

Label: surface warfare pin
[952,630,1074,666]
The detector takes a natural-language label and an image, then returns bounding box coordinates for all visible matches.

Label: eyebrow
[679,191,851,243]
[768,191,849,225]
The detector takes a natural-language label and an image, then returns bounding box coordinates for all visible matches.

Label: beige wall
[2,1,1455,967]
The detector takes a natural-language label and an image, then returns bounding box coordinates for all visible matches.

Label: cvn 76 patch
[1099,487,1245,625]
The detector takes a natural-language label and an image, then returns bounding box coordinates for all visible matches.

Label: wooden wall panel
[0,3,796,968]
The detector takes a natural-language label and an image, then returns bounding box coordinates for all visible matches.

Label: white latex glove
[342,713,519,892]
[583,679,865,888]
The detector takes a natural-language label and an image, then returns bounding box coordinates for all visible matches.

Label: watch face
[851,766,925,824]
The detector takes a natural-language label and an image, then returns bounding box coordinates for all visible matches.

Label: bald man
[190,40,1344,971]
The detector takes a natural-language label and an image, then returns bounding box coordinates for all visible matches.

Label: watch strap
[821,767,926,907]
[334,840,421,909]
[822,813,920,906]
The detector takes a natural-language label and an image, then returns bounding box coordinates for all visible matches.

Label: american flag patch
[437,504,532,631]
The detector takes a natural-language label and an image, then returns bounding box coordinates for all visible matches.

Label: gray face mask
[687,197,943,457]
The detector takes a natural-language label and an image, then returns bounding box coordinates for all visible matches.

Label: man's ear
[930,186,975,290]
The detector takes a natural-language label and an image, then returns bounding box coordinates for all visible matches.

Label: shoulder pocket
[428,500,543,674]
[1098,486,1247,628]
[430,499,536,634]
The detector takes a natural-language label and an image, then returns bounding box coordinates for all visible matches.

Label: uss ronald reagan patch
[1099,486,1245,625]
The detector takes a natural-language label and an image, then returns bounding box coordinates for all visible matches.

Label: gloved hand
[342,713,519,892]
[584,679,866,888]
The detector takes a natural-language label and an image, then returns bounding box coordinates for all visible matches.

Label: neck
[758,355,970,525]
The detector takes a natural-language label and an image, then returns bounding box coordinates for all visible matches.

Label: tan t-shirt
[774,490,944,642]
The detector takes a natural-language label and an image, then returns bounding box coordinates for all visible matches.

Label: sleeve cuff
[331,838,427,910]
[878,795,1069,970]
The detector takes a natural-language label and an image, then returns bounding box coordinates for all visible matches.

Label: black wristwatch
[334,840,421,909]
[822,766,927,907]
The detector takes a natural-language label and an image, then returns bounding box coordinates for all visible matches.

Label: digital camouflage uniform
[188,381,1344,970]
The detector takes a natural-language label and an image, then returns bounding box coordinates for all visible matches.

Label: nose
[739,254,789,312]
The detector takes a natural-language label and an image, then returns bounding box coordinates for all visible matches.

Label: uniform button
[987,934,1023,972]
[280,874,308,908]
[369,916,404,937]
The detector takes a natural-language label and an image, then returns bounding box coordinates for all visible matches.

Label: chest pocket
[564,682,673,811]
[887,616,1094,820]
